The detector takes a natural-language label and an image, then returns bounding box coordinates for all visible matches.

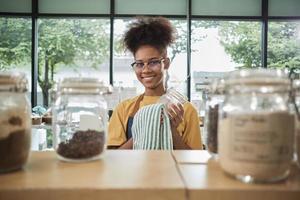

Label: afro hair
[123,16,176,55]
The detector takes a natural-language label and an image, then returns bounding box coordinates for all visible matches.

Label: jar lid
[293,79,300,89]
[209,78,225,95]
[226,69,290,85]
[224,69,291,93]
[57,77,113,95]
[0,72,28,92]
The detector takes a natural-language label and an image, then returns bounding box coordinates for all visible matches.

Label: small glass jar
[53,77,111,162]
[218,69,294,183]
[158,87,188,107]
[204,79,225,157]
[293,79,300,168]
[0,72,31,173]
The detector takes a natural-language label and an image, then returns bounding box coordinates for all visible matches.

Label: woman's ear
[163,58,170,70]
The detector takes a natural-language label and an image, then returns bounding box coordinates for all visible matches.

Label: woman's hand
[167,103,191,150]
[167,103,184,129]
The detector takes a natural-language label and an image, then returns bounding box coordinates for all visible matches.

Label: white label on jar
[225,111,294,163]
[79,114,103,132]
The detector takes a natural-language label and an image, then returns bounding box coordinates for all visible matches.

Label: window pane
[37,18,110,107]
[269,0,300,16]
[191,20,261,112]
[168,19,188,96]
[115,0,186,15]
[113,18,187,103]
[113,18,140,103]
[268,21,300,69]
[0,17,32,102]
[39,0,110,14]
[0,0,31,13]
[192,0,261,16]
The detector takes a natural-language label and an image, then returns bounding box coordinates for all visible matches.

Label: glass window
[115,0,186,15]
[268,21,300,69]
[191,20,261,113]
[113,20,136,81]
[168,19,188,96]
[192,0,261,16]
[37,18,110,107]
[39,0,110,14]
[113,18,187,99]
[0,17,32,101]
[0,0,31,13]
[269,0,300,17]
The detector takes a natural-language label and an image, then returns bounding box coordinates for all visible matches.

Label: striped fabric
[132,103,173,150]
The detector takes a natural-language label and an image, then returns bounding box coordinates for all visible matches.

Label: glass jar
[218,69,294,183]
[293,79,300,168]
[204,79,225,157]
[158,87,188,107]
[0,72,31,173]
[53,77,110,162]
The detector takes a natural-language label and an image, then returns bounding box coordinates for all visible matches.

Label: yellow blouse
[108,95,203,149]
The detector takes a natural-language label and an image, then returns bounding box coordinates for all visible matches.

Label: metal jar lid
[224,69,291,94]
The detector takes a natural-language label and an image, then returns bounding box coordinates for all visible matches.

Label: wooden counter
[0,151,186,200]
[1,150,300,200]
[172,150,300,200]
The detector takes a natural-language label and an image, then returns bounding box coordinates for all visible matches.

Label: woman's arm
[107,103,128,148]
[118,138,133,149]
[168,103,192,150]
[171,127,192,149]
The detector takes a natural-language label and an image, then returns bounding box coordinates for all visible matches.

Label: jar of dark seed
[0,72,31,173]
[204,79,225,157]
[53,78,111,162]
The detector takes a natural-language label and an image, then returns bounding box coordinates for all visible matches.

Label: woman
[108,17,203,150]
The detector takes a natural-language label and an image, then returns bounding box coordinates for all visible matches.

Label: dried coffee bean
[57,130,105,159]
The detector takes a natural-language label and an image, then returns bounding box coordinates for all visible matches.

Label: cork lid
[0,72,28,92]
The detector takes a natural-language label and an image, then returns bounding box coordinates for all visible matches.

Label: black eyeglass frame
[130,57,166,70]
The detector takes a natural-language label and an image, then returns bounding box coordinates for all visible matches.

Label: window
[0,17,32,101]
[115,0,186,15]
[37,18,110,106]
[0,0,32,13]
[192,0,261,16]
[268,21,300,69]
[190,20,261,113]
[39,0,110,14]
[168,19,188,96]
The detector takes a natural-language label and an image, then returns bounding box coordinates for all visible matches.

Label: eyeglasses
[131,58,165,71]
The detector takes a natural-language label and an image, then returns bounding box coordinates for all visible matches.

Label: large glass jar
[0,72,31,173]
[53,77,110,162]
[293,79,300,168]
[204,79,225,157]
[218,69,294,183]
